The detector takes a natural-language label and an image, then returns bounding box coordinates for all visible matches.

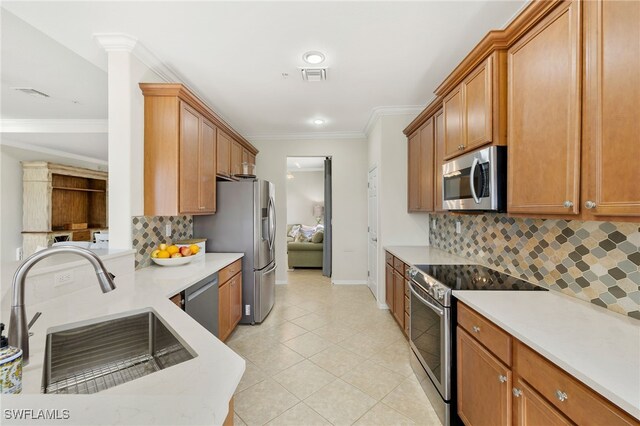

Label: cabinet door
[457,327,512,426]
[216,130,231,177]
[407,130,421,212]
[464,58,493,151]
[230,273,243,327]
[200,118,217,213]
[231,141,242,178]
[179,102,202,214]
[434,109,445,212]
[393,270,404,326]
[219,282,231,341]
[507,1,581,215]
[583,0,640,218]
[444,86,464,159]
[513,378,572,426]
[419,118,435,212]
[385,262,394,310]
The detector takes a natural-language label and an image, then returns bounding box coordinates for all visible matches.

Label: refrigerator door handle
[268,196,276,250]
[263,263,277,275]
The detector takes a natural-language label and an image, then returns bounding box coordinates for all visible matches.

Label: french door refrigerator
[194,179,276,324]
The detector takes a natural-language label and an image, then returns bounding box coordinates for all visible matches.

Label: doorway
[367,166,378,297]
[285,156,331,278]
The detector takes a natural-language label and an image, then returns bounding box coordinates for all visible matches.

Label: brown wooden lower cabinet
[169,293,183,309]
[384,251,409,337]
[393,270,404,327]
[219,261,243,342]
[457,327,512,426]
[385,261,394,309]
[458,303,637,426]
[223,397,234,426]
[513,378,571,426]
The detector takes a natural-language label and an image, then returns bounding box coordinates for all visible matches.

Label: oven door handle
[409,282,444,317]
[469,157,481,204]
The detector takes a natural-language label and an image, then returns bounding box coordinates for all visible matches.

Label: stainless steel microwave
[442,145,507,212]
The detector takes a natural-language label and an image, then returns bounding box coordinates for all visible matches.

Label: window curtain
[323,157,332,277]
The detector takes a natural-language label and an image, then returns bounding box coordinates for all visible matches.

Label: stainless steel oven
[442,145,506,212]
[408,270,453,425]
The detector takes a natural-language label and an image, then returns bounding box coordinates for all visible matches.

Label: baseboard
[275,280,288,285]
[377,301,390,310]
[331,280,367,285]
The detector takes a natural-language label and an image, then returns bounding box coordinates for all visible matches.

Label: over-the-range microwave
[442,145,507,212]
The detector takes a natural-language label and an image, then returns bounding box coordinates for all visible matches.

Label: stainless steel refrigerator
[193,179,276,324]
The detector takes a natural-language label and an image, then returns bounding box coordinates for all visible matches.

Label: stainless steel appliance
[184,272,219,336]
[194,179,276,324]
[407,264,547,425]
[442,145,507,212]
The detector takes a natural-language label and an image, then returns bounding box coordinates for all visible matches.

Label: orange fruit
[189,244,200,254]
[167,245,180,255]
[157,250,170,259]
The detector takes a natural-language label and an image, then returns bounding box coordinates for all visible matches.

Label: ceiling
[287,156,325,171]
[1,133,108,161]
[1,1,526,140]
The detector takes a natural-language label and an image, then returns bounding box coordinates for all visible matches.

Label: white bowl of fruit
[151,243,201,266]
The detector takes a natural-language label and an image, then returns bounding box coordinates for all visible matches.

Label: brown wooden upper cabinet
[434,109,445,212]
[141,86,217,216]
[216,129,231,179]
[230,140,243,178]
[443,55,503,160]
[507,0,582,216]
[407,118,435,212]
[242,148,257,175]
[582,0,640,218]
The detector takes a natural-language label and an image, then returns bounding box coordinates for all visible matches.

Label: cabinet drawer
[393,257,404,272]
[219,259,242,284]
[385,251,394,266]
[515,341,636,426]
[458,303,511,366]
[72,230,91,241]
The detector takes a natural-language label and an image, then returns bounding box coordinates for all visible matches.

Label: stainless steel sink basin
[42,310,195,394]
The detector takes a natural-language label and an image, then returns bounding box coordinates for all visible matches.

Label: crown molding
[363,105,425,137]
[0,138,107,167]
[93,33,137,52]
[0,119,108,133]
[247,131,366,142]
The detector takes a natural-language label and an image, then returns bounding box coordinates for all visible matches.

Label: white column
[94,34,138,250]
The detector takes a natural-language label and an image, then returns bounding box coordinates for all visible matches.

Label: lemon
[151,249,160,258]
[158,243,168,251]
[167,245,180,255]
[189,244,200,254]
[157,250,170,259]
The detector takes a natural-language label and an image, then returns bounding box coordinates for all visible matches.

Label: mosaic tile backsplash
[429,214,640,319]
[132,216,193,268]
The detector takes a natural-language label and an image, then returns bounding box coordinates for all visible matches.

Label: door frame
[367,165,379,301]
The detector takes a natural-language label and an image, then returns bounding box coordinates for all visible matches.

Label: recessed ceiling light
[313,119,325,125]
[303,51,325,65]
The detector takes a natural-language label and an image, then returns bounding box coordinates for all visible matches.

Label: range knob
[436,287,446,300]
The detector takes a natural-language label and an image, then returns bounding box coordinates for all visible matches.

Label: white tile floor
[228,270,442,426]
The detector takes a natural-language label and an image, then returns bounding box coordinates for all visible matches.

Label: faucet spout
[8,246,116,364]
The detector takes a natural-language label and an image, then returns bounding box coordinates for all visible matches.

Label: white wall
[367,114,430,306]
[253,138,368,284]
[286,170,324,226]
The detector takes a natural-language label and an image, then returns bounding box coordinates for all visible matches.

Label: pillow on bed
[311,231,324,243]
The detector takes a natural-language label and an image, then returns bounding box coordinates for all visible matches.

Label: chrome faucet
[9,246,116,364]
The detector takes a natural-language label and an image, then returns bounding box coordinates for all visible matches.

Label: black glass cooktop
[414,264,548,291]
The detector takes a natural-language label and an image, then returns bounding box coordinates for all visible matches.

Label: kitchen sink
[42,309,195,394]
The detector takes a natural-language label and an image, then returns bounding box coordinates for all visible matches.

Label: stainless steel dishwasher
[184,272,219,337]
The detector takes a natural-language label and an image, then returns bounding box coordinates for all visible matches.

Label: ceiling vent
[300,68,327,82]
[12,87,50,98]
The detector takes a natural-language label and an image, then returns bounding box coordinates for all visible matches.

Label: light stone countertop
[0,253,246,425]
[384,245,640,420]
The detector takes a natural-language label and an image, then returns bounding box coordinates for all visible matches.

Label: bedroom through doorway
[285,156,332,279]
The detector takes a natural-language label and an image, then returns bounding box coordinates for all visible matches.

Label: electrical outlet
[15,247,23,261]
[245,305,251,316]
[54,270,74,287]
[165,224,172,237]
[455,221,462,234]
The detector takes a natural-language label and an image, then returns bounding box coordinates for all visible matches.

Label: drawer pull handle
[472,325,480,333]
[556,390,568,402]
[512,388,522,398]
[498,375,507,383]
